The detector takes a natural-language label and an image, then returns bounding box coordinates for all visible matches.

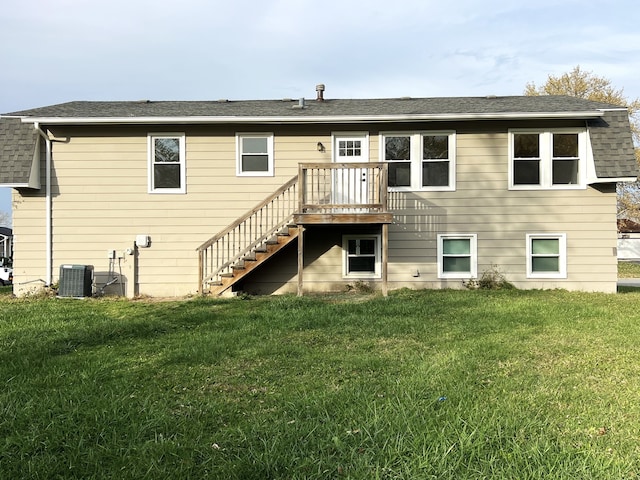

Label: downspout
[34,122,52,286]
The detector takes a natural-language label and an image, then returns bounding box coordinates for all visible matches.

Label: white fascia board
[589,176,638,184]
[16,111,605,125]
[0,182,32,188]
[598,107,630,112]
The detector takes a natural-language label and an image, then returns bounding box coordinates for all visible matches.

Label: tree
[0,210,9,227]
[525,65,640,220]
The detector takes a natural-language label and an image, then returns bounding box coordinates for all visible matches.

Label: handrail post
[380,162,388,212]
[298,163,305,213]
[198,249,204,294]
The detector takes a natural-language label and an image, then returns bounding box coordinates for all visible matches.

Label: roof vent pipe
[316,84,325,102]
[298,97,305,108]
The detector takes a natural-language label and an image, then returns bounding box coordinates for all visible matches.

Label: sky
[1,0,639,224]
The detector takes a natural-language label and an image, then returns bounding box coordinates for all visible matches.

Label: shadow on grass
[0,297,244,365]
[617,285,640,294]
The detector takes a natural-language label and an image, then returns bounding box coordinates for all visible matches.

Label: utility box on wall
[58,264,94,298]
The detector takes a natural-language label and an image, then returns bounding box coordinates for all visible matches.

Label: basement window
[526,233,567,278]
[437,234,477,279]
[343,235,381,278]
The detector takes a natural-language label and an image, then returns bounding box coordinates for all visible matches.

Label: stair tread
[206,220,300,296]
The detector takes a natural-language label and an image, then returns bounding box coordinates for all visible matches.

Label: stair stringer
[208,226,299,295]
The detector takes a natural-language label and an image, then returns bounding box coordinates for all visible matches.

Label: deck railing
[299,162,388,213]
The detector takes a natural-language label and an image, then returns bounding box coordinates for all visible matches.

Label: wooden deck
[293,212,393,224]
[296,162,391,295]
[297,162,391,224]
[198,162,392,296]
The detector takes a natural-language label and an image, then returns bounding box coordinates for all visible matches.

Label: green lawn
[1,289,640,479]
[618,260,640,278]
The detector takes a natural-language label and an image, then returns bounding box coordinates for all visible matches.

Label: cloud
[0,0,638,110]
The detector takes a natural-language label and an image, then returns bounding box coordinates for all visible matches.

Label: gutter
[15,111,606,126]
[33,122,52,286]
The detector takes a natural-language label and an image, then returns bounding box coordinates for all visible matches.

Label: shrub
[464,265,515,290]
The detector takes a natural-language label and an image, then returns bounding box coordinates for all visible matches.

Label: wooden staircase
[197,176,299,295]
[208,225,299,295]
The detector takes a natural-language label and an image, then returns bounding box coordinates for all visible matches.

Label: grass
[1,289,640,479]
[618,260,640,278]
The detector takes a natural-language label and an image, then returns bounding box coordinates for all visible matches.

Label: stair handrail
[197,175,298,291]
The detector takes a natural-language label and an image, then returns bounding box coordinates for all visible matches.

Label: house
[0,87,636,297]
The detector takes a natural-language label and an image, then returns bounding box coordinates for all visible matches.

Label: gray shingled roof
[0,118,40,186]
[1,95,636,181]
[589,110,637,178]
[3,95,626,118]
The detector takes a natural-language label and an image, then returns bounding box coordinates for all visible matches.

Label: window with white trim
[148,133,186,193]
[382,132,456,191]
[343,235,381,278]
[236,133,274,176]
[526,234,567,278]
[510,130,586,189]
[437,234,477,279]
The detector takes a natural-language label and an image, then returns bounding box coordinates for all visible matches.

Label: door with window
[333,134,369,209]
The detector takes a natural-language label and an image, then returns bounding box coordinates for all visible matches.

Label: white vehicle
[0,257,12,286]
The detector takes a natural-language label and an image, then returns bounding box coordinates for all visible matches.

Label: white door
[333,134,369,208]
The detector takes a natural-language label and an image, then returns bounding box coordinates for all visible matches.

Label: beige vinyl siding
[246,130,617,294]
[13,126,332,296]
[380,131,616,292]
[243,226,351,295]
[12,179,48,293]
[11,124,618,296]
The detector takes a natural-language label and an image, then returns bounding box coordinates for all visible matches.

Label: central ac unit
[58,264,93,298]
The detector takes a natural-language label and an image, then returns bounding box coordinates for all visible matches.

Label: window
[526,234,567,278]
[510,130,586,189]
[343,235,381,278]
[334,133,369,162]
[236,133,274,176]
[382,132,456,191]
[148,133,186,193]
[437,234,477,279]
[552,134,579,185]
[422,135,451,187]
[338,139,362,157]
[384,136,411,187]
